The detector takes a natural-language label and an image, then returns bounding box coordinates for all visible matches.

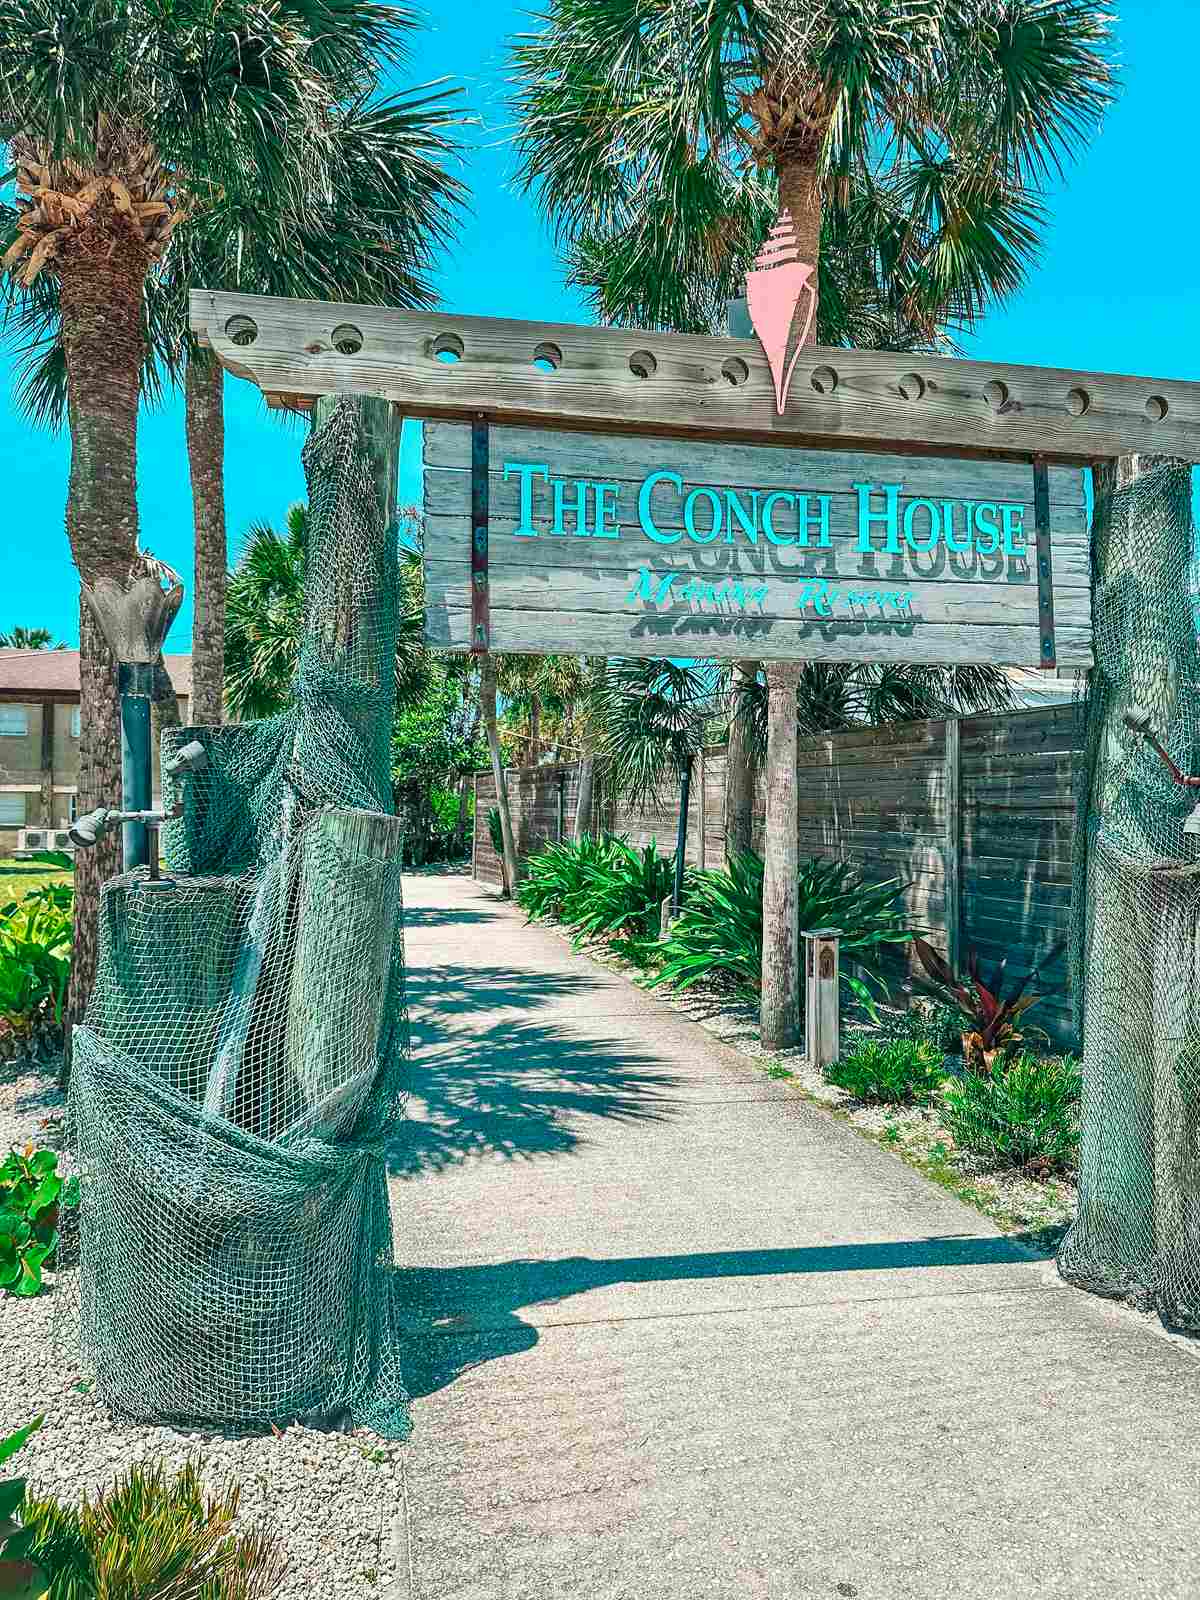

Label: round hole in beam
[1067,387,1090,417]
[1146,394,1169,422]
[433,331,464,364]
[983,379,1009,411]
[810,364,838,396]
[898,372,925,401]
[629,349,657,379]
[225,315,258,348]
[532,341,562,373]
[721,356,749,387]
[331,323,363,355]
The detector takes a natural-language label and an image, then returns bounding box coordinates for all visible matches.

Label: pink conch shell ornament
[745,209,817,415]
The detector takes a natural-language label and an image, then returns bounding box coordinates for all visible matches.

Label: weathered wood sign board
[423,423,1091,667]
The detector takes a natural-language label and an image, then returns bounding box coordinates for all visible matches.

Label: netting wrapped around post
[67,398,412,1436]
[1058,457,1200,1328]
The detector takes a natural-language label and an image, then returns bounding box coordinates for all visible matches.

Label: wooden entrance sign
[190,288,1200,669]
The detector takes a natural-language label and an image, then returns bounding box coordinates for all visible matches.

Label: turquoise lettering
[762,491,797,546]
[638,470,683,544]
[594,483,620,539]
[684,486,722,544]
[797,494,832,548]
[942,500,974,553]
[503,461,548,537]
[973,503,1000,554]
[903,498,940,553]
[1000,504,1026,556]
[725,489,760,545]
[627,568,677,605]
[855,483,903,554]
[551,476,592,536]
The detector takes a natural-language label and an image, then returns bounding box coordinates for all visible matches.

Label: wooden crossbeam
[192,287,1200,465]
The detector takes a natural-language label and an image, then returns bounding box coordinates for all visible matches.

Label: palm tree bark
[760,663,803,1047]
[759,149,821,1050]
[57,207,150,1051]
[574,753,596,840]
[725,660,759,861]
[480,655,519,893]
[186,346,227,725]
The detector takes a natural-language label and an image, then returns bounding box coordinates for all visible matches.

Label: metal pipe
[118,662,154,871]
[672,754,693,917]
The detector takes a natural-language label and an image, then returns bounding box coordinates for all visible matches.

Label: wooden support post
[40,701,54,826]
[804,927,841,1067]
[944,716,963,974]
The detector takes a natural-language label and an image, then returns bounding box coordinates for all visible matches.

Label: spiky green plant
[825,1037,947,1106]
[941,1051,1082,1172]
[645,851,911,1015]
[18,1458,287,1599]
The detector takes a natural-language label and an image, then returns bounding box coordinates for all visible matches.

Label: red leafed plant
[911,937,1065,1073]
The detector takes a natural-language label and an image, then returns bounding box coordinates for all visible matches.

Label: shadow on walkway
[388,1008,680,1178]
[391,1234,1053,1399]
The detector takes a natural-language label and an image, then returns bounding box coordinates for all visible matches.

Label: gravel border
[0,1052,406,1598]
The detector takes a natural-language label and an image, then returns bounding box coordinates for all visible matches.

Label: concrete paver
[388,871,1200,1599]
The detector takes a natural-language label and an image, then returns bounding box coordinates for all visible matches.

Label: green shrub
[19,1456,287,1598]
[0,1416,44,1593]
[940,1051,1082,1172]
[517,834,673,950]
[0,882,72,1059]
[886,997,963,1055]
[516,834,615,921]
[645,851,911,1015]
[486,806,504,857]
[826,1038,946,1105]
[0,1146,79,1298]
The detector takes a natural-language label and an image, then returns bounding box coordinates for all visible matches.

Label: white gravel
[0,1053,406,1598]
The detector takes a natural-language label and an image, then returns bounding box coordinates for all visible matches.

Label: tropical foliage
[646,851,911,1015]
[941,1051,1082,1172]
[511,1,1114,342]
[0,1414,44,1594]
[516,834,674,951]
[0,628,62,649]
[0,1144,78,1297]
[825,1037,947,1106]
[0,881,72,1062]
[16,1456,287,1598]
[913,935,1064,1071]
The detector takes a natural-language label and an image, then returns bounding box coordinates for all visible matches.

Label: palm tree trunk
[186,346,227,726]
[759,149,821,1050]
[56,220,149,1054]
[528,695,541,765]
[574,753,596,841]
[480,655,519,893]
[726,660,759,862]
[760,663,802,1048]
[452,773,470,857]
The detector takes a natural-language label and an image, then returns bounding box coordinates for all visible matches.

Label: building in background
[0,649,191,853]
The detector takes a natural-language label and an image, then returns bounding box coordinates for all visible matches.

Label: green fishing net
[1059,457,1200,1329]
[66,397,412,1436]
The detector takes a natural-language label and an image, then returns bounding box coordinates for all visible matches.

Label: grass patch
[825,1037,947,1106]
[0,858,72,905]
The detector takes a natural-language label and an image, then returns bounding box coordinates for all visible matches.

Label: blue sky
[3,0,1198,648]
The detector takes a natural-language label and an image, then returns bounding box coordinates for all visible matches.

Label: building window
[70,706,81,737]
[0,793,27,826]
[0,707,29,736]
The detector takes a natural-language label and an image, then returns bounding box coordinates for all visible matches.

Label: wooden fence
[473,703,1083,1047]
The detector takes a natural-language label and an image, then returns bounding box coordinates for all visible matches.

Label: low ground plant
[645,852,911,1016]
[517,834,674,951]
[885,997,963,1056]
[912,936,1061,1071]
[826,1038,947,1106]
[0,1144,79,1297]
[0,881,73,1062]
[941,1051,1082,1174]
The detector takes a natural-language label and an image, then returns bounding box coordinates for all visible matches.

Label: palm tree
[511,0,1114,1045]
[225,501,428,722]
[0,626,63,649]
[0,0,363,1026]
[599,658,719,917]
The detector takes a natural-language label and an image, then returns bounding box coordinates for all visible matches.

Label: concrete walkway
[388,871,1200,1600]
